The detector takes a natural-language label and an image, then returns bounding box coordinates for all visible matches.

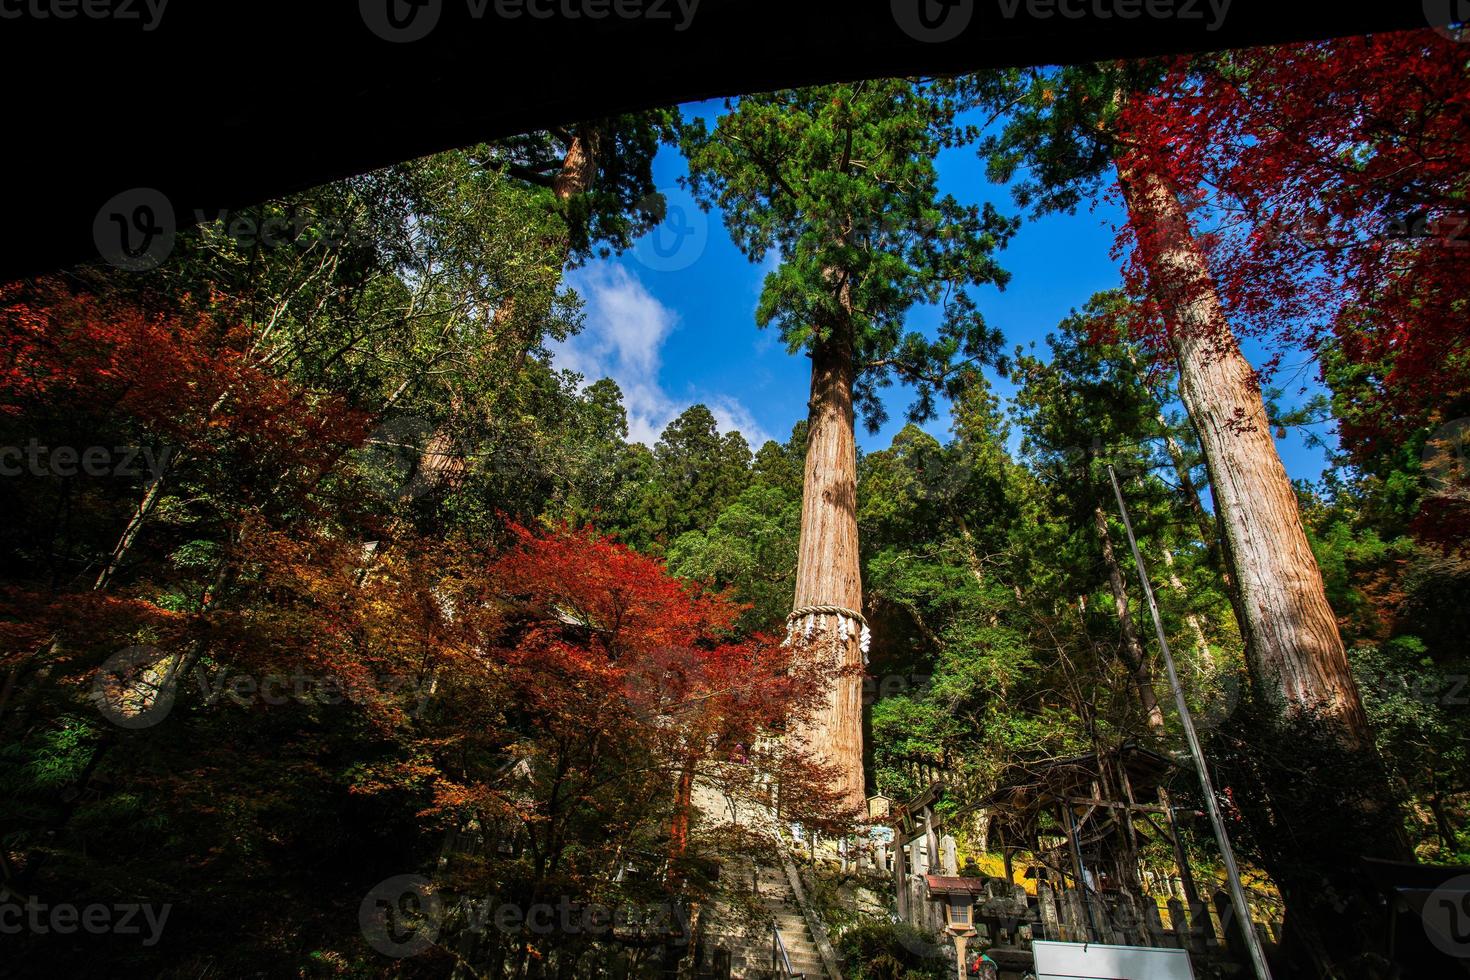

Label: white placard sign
[1033,940,1196,980]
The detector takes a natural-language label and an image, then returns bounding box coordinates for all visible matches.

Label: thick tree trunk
[551,128,599,203]
[1116,160,1371,742]
[1116,146,1409,976]
[789,318,865,813]
[1093,504,1166,735]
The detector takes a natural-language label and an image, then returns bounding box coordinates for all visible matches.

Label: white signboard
[1033,940,1196,980]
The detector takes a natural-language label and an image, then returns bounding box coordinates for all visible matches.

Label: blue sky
[552,101,1334,482]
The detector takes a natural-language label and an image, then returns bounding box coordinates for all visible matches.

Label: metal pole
[1107,465,1273,980]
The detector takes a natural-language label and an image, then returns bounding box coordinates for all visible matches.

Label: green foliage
[2,58,1466,980]
[683,79,1016,431]
[835,920,950,979]
[667,483,799,632]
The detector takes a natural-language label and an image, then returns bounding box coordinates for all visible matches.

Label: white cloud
[555,263,770,448]
[707,396,772,449]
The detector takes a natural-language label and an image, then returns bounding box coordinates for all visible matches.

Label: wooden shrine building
[888,742,1285,976]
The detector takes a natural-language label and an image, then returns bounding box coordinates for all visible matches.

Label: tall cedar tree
[683,80,1015,809]
[980,63,1410,977]
[1118,31,1470,549]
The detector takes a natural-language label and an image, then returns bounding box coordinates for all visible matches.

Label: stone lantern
[925,874,988,980]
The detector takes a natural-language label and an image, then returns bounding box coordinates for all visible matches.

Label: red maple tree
[1113,30,1469,463]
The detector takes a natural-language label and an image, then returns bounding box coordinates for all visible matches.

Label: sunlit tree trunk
[1116,145,1409,976]
[789,308,865,813]
[1157,546,1214,670]
[1116,159,1372,741]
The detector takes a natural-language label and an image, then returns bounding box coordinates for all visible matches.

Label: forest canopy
[1,23,1466,980]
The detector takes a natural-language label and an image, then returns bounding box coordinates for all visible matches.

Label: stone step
[708,934,817,957]
[723,942,822,966]
[713,933,823,964]
[721,954,824,977]
[719,952,823,975]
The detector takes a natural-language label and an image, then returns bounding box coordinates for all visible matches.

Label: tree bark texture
[1116,156,1370,743]
[1116,143,1410,977]
[790,320,866,813]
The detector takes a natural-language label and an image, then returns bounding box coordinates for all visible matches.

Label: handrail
[771,919,800,978]
[769,822,843,979]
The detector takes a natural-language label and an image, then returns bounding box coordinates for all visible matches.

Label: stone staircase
[694,858,831,979]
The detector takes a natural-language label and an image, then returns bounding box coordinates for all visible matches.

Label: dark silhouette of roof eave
[0,2,1446,280]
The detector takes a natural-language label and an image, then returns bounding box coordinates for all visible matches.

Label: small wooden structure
[888,743,1285,976]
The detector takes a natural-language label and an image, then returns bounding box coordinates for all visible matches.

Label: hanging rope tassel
[786,603,869,664]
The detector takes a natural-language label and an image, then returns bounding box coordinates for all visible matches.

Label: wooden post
[1168,898,1200,954]
[1063,890,1089,943]
[893,834,908,921]
[1059,805,1096,940]
[1159,787,1201,909]
[1214,888,1247,954]
[1039,882,1061,942]
[924,807,940,876]
[1145,900,1175,948]
[1117,765,1147,895]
